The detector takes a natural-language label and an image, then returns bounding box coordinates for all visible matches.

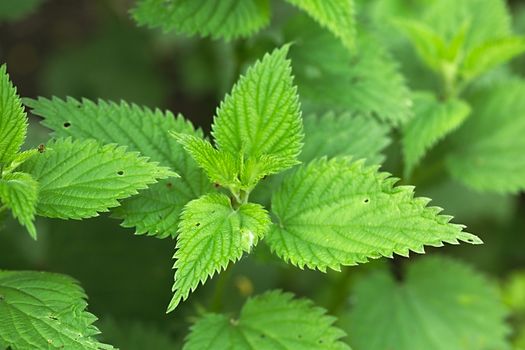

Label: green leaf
[212,45,303,173]
[287,16,412,126]
[461,36,525,81]
[346,256,509,350]
[24,97,211,238]
[301,112,390,165]
[173,132,241,189]
[402,92,470,176]
[132,0,270,40]
[0,64,27,165]
[446,79,525,193]
[422,0,511,51]
[0,270,113,349]
[394,19,449,72]
[267,158,481,272]
[0,172,38,238]
[184,290,350,350]
[284,0,355,50]
[19,138,175,219]
[168,193,270,311]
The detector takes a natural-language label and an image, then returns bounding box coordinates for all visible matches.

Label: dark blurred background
[1,0,525,348]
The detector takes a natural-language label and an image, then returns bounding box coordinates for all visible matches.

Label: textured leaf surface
[168,193,270,311]
[25,97,211,238]
[212,46,303,173]
[461,36,525,80]
[402,92,470,176]
[267,158,481,271]
[301,112,390,165]
[0,172,38,238]
[0,270,113,349]
[20,138,174,219]
[285,0,355,50]
[446,79,525,193]
[132,0,270,40]
[287,16,411,125]
[184,290,350,350]
[347,256,509,350]
[0,65,26,165]
[422,0,510,51]
[173,132,240,189]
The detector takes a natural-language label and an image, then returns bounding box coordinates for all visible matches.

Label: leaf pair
[132,0,356,50]
[26,46,482,314]
[395,0,525,92]
[168,45,303,310]
[169,46,482,311]
[0,65,175,239]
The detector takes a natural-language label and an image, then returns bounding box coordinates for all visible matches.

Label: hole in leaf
[117,170,124,176]
[63,122,71,128]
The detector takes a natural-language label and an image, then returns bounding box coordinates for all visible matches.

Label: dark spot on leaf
[260,334,266,339]
[117,170,124,176]
[364,198,370,204]
[63,122,71,128]
[0,294,4,301]
[37,144,46,153]
[166,182,173,189]
[48,315,58,320]
[318,340,324,344]
[214,183,220,188]
[195,223,201,227]
[262,175,268,180]
[297,334,302,339]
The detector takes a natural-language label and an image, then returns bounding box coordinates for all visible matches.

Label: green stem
[209,264,233,312]
[327,268,354,315]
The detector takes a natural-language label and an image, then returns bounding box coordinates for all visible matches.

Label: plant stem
[209,264,233,312]
[327,268,354,315]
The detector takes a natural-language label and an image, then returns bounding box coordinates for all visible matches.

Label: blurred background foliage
[0,0,524,348]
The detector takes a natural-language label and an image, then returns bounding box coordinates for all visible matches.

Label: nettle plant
[1,0,525,349]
